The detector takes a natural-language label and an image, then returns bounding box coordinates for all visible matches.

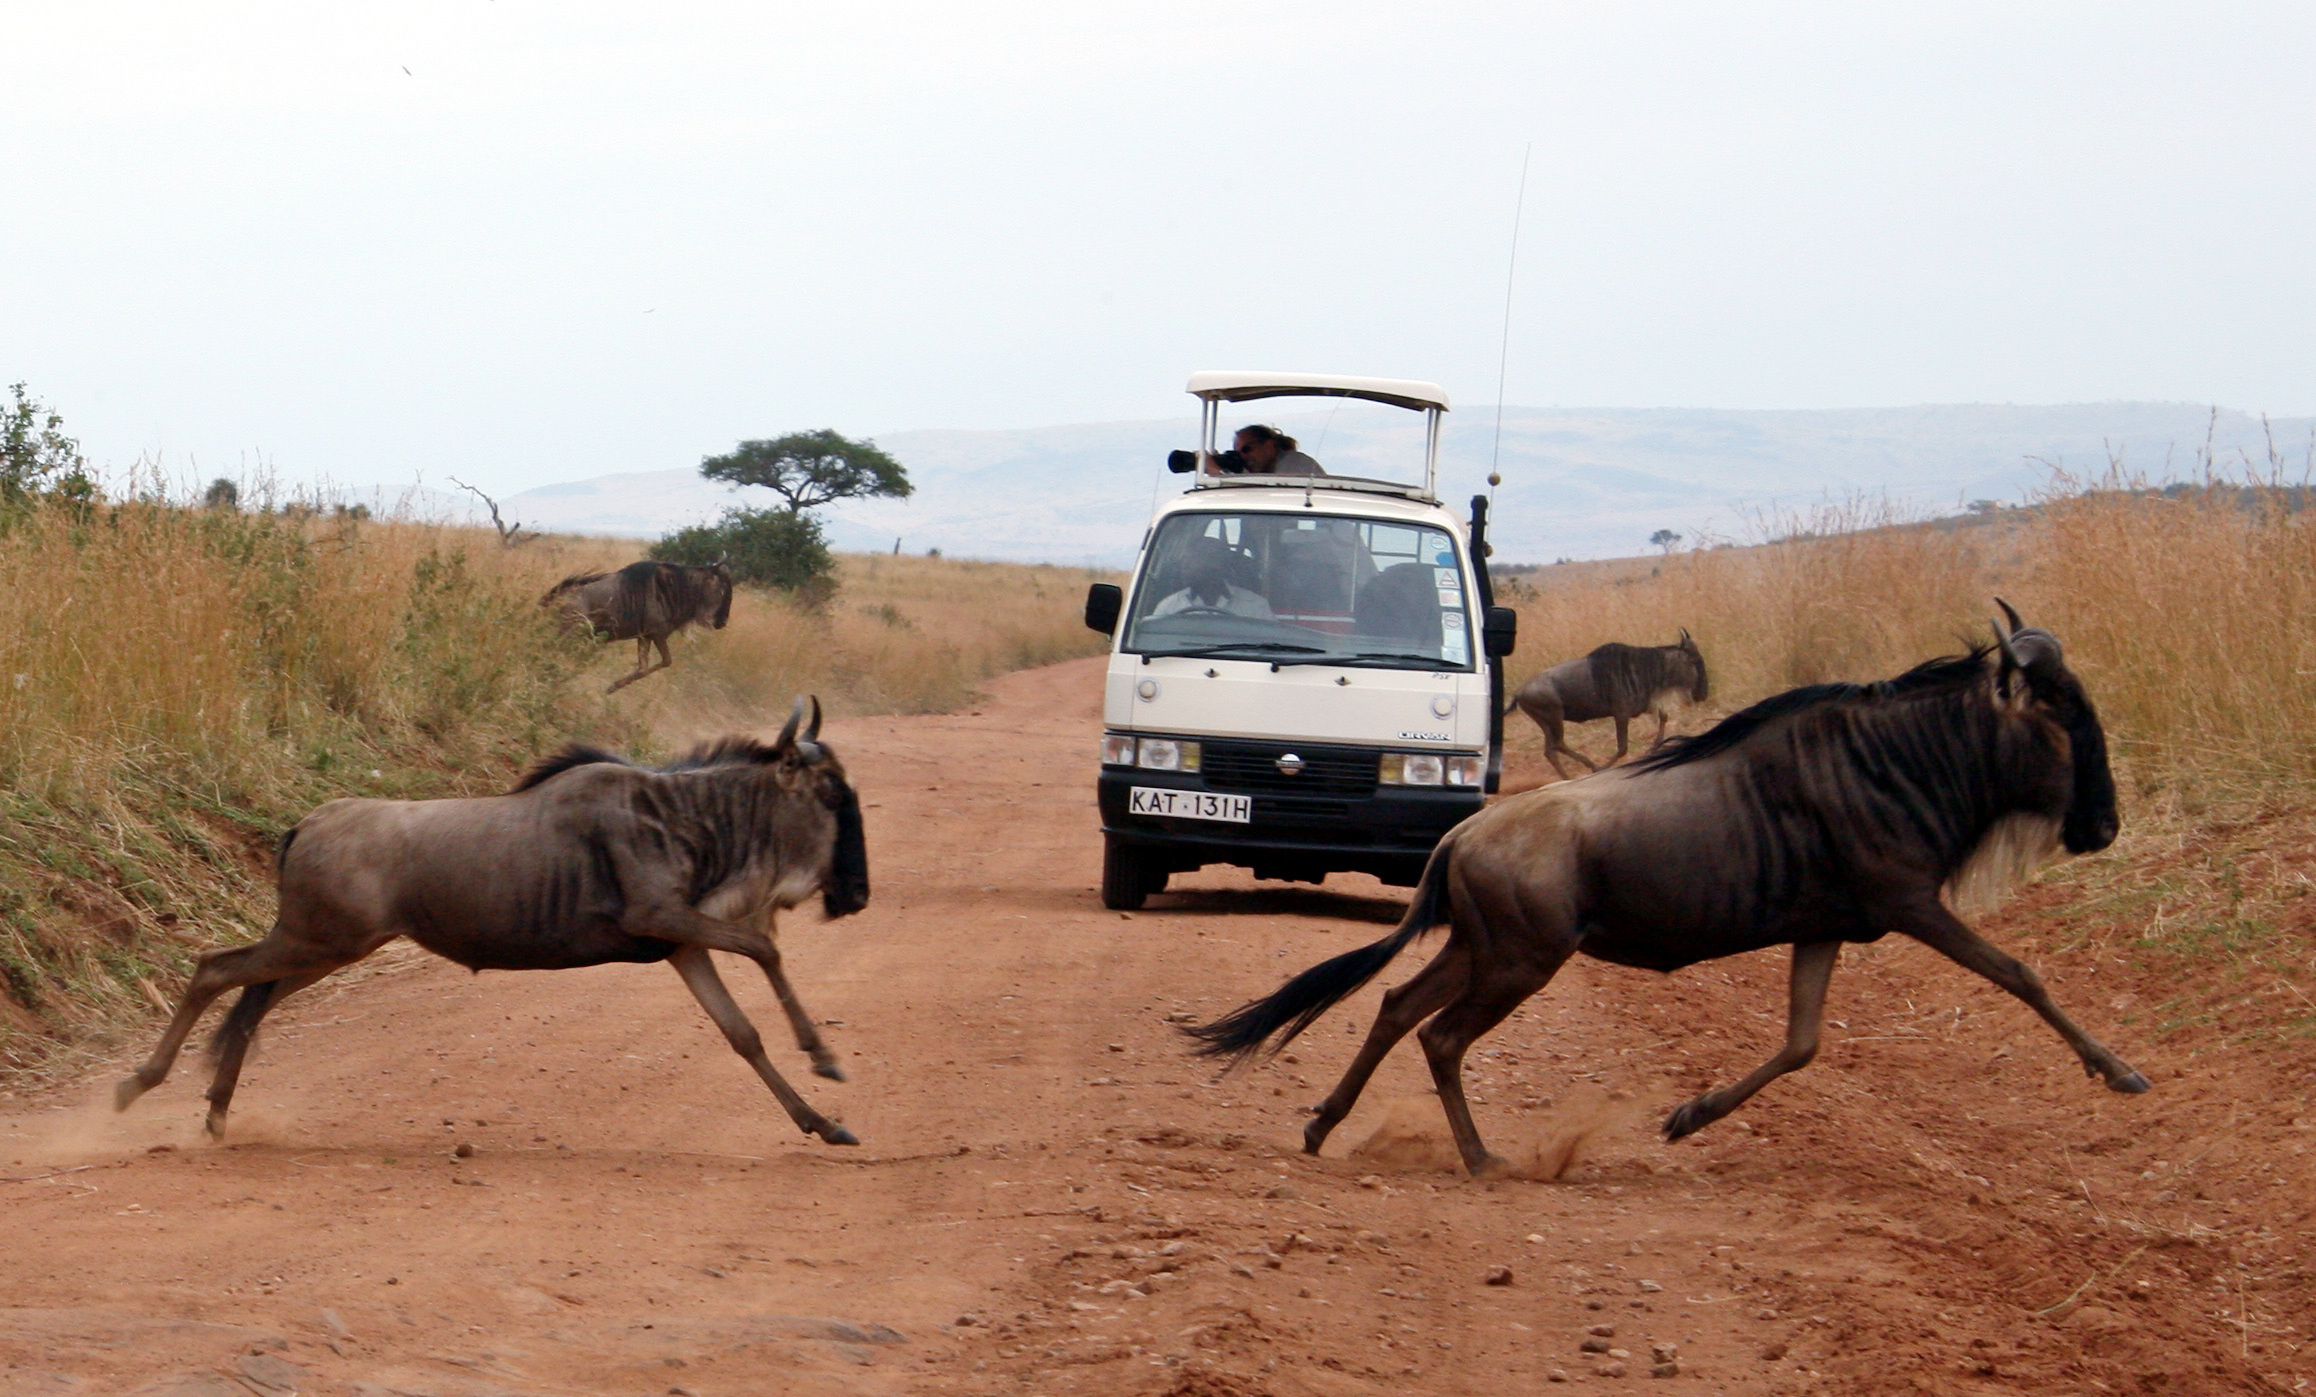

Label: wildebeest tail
[1184,838,1456,1064]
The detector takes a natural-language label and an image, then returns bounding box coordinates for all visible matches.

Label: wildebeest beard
[825,783,870,918]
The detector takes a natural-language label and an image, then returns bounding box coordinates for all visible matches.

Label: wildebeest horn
[1995,597,2024,636]
[774,697,806,752]
[806,696,823,743]
[1679,627,1693,647]
[1991,621,2023,696]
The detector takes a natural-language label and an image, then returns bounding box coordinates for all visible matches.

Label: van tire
[1102,838,1163,910]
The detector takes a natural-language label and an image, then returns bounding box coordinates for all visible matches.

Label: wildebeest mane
[661,735,789,771]
[510,743,634,792]
[1631,648,1993,774]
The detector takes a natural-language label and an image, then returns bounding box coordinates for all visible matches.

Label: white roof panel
[1186,371,1449,412]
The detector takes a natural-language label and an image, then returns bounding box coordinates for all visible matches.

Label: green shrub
[652,507,835,594]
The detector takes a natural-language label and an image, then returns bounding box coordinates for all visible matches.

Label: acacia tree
[700,429,912,514]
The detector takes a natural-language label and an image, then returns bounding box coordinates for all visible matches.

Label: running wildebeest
[542,557,735,693]
[115,698,870,1146]
[1508,630,1709,779]
[1192,604,2147,1177]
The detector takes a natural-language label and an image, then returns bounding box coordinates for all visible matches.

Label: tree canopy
[700,429,912,515]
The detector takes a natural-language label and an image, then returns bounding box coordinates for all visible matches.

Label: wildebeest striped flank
[115,698,871,1146]
[1192,605,2144,1176]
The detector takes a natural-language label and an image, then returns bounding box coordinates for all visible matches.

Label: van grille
[1201,740,1379,796]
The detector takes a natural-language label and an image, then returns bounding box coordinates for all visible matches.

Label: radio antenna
[1488,143,1532,503]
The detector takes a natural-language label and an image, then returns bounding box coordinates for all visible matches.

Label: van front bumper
[1096,764,1480,887]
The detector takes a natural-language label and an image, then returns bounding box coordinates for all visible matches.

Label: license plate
[1129,787,1251,823]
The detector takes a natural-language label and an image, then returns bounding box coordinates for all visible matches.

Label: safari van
[1082,372,1517,910]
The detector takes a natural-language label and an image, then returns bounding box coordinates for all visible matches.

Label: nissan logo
[1275,753,1305,776]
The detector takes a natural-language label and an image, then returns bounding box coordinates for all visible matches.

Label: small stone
[452,1142,475,1158]
[1585,1299,1605,1311]
[233,1354,306,1394]
[1484,1266,1513,1286]
[1753,1308,1778,1321]
[1651,1362,1680,1378]
[1760,1341,1789,1361]
[1596,1362,1628,1378]
[1651,1342,1679,1363]
[1546,1370,1569,1383]
[1264,1184,1296,1200]
[1229,1263,1254,1277]
[1358,1174,1384,1189]
[146,1143,175,1154]
[1581,1338,1612,1354]
[955,1313,981,1326]
[1587,1323,1617,1337]
[1608,1348,1630,1360]
[1108,1044,1126,1053]
[1527,1233,1546,1243]
[1637,1279,1662,1293]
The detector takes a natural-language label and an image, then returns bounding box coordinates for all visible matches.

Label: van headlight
[1380,752,1484,787]
[1137,738,1201,773]
[1102,733,1137,766]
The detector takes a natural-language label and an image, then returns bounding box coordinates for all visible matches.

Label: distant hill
[494,403,2312,568]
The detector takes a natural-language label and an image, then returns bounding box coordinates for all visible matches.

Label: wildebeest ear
[773,696,806,752]
[1995,597,2024,636]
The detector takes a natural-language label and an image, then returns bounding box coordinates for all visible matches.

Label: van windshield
[1122,512,1472,670]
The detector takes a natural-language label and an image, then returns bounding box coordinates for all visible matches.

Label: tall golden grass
[1498,476,2316,804]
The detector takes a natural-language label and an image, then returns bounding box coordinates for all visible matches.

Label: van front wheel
[1101,838,1166,910]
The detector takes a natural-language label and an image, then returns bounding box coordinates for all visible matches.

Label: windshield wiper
[1269,651,1454,670]
[1135,642,1328,662]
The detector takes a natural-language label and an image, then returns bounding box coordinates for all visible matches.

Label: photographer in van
[1202,424,1326,477]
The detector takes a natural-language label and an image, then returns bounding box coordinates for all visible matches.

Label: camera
[1166,448,1249,474]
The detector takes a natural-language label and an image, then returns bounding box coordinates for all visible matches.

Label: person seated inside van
[1152,535,1274,619]
[1205,424,1326,477]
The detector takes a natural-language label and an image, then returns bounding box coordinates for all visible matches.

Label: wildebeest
[542,558,735,693]
[1508,630,1709,779]
[114,698,870,1146]
[1192,605,2145,1176]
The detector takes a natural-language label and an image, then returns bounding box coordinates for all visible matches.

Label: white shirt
[1153,584,1275,619]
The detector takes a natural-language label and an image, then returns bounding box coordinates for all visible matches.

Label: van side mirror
[1085,582,1123,635]
[1483,606,1518,657]
[1167,449,1197,474]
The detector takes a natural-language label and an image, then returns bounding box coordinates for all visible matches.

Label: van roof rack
[1186,370,1449,501]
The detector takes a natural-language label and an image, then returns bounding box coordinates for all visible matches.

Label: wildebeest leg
[1524,695,1597,781]
[1416,958,1565,1176]
[1897,903,2149,1092]
[1663,940,1840,1141]
[749,939,845,1081]
[200,968,333,1139]
[605,637,656,694]
[116,936,353,1113]
[1303,941,1470,1156]
[1608,715,1632,765]
[667,946,858,1145]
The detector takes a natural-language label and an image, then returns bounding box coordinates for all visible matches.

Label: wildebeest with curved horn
[1508,630,1709,779]
[1191,604,2146,1176]
[115,697,870,1146]
[542,558,735,693]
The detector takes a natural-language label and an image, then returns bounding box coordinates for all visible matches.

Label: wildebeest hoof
[813,1060,847,1082]
[819,1124,859,1146]
[1661,1101,1713,1141]
[203,1114,228,1141]
[2107,1069,2151,1094]
[113,1077,145,1112]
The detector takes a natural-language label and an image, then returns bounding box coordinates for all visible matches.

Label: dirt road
[2,658,2305,1395]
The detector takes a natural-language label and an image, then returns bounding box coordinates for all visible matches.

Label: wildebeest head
[1991,599,2117,855]
[1677,628,1709,703]
[772,696,869,918]
[705,557,734,630]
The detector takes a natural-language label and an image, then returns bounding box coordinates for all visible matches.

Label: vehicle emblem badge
[1275,753,1305,776]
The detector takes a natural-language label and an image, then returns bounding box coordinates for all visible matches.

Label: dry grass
[613,551,1118,748]
[1497,478,2316,804]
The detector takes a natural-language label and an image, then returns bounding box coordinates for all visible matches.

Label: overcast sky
[5,2,2312,496]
